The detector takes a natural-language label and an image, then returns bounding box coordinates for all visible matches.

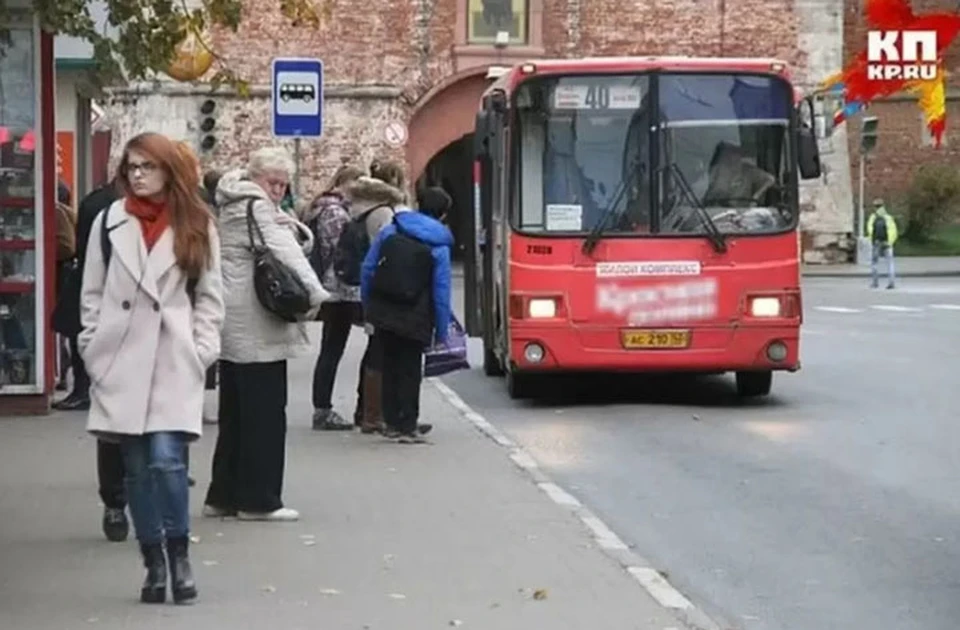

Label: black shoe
[383,428,402,439]
[53,393,90,411]
[417,423,433,436]
[102,507,129,542]
[886,282,895,289]
[188,476,196,487]
[139,543,167,604]
[166,536,198,604]
[312,408,353,431]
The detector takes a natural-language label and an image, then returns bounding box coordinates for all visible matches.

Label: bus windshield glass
[513,72,795,236]
[658,73,793,236]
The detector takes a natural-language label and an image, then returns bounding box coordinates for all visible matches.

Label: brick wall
[101,0,850,257]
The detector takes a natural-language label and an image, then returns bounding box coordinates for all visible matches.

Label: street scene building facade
[100,0,861,263]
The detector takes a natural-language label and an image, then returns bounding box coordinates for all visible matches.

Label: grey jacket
[216,169,328,364]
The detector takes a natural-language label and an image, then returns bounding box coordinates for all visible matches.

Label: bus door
[468,90,510,374]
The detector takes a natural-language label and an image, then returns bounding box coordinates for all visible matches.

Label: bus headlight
[528,298,557,318]
[524,343,545,363]
[750,297,781,317]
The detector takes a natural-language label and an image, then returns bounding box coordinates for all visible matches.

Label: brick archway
[406,68,491,184]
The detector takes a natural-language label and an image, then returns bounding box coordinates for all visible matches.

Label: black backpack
[100,206,199,305]
[333,205,390,287]
[370,217,434,305]
[872,214,888,243]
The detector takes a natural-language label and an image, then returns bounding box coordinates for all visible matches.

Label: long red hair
[116,133,212,278]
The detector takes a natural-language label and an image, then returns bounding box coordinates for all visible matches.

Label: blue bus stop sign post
[271,57,323,196]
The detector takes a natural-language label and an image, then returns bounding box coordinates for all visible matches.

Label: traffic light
[199,99,216,152]
[860,116,878,154]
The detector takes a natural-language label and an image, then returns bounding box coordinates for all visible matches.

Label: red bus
[463,57,824,399]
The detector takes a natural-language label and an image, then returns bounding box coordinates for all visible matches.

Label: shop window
[467,0,528,45]
[0,14,40,390]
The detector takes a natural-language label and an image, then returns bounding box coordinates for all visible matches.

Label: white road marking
[538,482,582,508]
[628,567,696,610]
[814,306,863,313]
[580,513,629,550]
[870,305,923,312]
[929,304,960,311]
[427,376,720,628]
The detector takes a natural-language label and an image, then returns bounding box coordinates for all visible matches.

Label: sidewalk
[802,256,960,278]
[0,328,678,630]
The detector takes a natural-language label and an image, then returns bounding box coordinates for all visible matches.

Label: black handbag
[245,198,312,323]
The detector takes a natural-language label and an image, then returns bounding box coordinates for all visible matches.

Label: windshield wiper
[663,162,727,253]
[582,156,644,256]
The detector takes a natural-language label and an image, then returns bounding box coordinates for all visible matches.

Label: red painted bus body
[465,57,823,399]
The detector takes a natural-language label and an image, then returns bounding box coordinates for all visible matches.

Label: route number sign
[553,84,643,110]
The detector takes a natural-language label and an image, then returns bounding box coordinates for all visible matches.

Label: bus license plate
[621,329,691,349]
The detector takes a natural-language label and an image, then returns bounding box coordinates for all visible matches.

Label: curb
[428,377,725,630]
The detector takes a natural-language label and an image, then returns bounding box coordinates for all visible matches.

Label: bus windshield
[513,72,795,237]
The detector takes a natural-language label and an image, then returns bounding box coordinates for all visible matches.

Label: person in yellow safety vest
[866,198,898,289]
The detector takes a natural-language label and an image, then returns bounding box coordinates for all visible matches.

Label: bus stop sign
[272,57,324,138]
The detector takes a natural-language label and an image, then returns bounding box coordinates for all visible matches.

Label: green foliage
[902,163,960,242]
[0,0,330,95]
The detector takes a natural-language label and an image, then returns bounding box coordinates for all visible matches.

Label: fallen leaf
[262,585,277,593]
[692,414,701,421]
[533,588,548,601]
[202,560,219,567]
[388,593,407,600]
[490,602,501,608]
[319,588,341,596]
[449,620,463,627]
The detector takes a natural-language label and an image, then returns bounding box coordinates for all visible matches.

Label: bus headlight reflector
[766,341,788,362]
[528,299,556,318]
[750,297,781,317]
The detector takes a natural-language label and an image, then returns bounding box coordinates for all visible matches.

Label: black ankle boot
[139,543,167,604]
[166,536,198,604]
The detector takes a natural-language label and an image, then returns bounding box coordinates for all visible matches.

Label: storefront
[0,7,58,414]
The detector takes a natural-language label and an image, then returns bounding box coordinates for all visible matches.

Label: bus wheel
[506,369,533,399]
[735,370,773,397]
[483,347,504,377]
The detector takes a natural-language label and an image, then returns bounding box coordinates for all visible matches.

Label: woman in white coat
[203,147,328,523]
[79,132,225,605]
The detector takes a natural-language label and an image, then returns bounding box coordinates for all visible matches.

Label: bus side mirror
[797,97,822,180]
[798,127,821,180]
[474,110,490,159]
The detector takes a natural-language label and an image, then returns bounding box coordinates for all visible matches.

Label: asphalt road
[445,277,960,630]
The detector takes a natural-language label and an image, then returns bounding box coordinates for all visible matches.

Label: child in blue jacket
[360,187,453,443]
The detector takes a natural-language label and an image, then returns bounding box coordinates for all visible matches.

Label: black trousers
[205,360,287,513]
[312,302,363,410]
[379,330,424,434]
[69,335,90,398]
[97,440,126,509]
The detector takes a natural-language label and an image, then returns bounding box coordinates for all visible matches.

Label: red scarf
[125,196,170,251]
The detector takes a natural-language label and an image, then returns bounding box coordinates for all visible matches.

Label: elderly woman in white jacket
[203,147,328,523]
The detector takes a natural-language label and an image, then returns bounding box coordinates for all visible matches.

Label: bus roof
[482,56,793,99]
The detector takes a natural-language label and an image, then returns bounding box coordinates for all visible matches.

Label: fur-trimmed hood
[344,176,406,218]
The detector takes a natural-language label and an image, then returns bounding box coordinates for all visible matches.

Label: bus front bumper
[508,324,800,373]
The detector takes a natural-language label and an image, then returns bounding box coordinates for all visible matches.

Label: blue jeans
[871,243,896,286]
[120,432,190,545]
